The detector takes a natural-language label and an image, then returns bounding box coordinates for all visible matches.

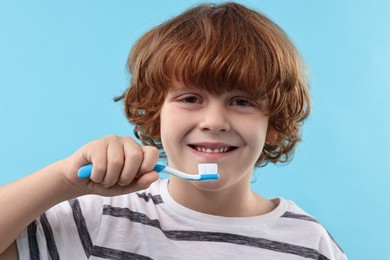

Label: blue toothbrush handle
[153,164,166,173]
[78,164,93,178]
[78,163,164,178]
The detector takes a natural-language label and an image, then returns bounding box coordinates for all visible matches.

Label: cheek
[243,116,268,153]
[159,105,189,154]
[159,106,173,148]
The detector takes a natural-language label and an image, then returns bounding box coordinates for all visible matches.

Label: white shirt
[17,179,347,260]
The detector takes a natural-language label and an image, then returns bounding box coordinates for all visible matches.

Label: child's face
[160,82,269,191]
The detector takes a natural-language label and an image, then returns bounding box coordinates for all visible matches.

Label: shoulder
[278,198,347,260]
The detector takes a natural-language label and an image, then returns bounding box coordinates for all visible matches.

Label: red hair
[117,2,311,166]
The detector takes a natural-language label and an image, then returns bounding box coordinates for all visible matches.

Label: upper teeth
[195,146,229,153]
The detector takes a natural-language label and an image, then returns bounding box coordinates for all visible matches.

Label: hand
[59,135,159,196]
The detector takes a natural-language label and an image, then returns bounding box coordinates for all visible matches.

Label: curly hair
[116,2,311,167]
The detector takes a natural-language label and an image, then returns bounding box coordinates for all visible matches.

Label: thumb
[121,171,160,194]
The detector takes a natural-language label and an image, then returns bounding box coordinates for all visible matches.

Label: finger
[89,171,159,196]
[101,141,125,187]
[117,140,143,186]
[136,146,159,178]
[89,140,108,183]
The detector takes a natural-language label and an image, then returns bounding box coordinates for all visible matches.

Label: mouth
[188,144,238,153]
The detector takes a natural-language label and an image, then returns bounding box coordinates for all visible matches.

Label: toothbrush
[78,163,219,181]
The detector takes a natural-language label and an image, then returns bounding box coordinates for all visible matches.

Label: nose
[198,101,231,133]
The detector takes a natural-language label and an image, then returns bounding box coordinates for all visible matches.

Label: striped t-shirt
[17,179,347,259]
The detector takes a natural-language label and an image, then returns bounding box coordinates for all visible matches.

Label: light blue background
[1,0,389,259]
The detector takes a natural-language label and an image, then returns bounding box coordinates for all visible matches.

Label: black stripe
[282,211,344,253]
[281,211,320,223]
[27,221,40,260]
[136,192,164,205]
[166,230,328,259]
[103,205,160,228]
[40,213,60,260]
[93,246,154,260]
[69,198,154,260]
[103,205,329,259]
[69,198,93,257]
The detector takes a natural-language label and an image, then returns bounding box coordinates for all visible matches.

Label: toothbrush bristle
[198,163,219,180]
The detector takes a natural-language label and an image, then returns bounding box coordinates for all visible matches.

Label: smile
[189,145,237,153]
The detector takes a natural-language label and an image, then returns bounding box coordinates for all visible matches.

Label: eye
[183,96,200,104]
[231,98,251,107]
[172,93,203,108]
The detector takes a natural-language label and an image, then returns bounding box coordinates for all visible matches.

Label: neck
[167,176,276,217]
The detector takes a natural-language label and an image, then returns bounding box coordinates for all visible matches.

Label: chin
[189,177,234,193]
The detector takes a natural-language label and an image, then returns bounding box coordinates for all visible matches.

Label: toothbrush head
[197,163,219,180]
[153,163,219,181]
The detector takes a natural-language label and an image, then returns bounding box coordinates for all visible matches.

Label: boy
[0,2,347,259]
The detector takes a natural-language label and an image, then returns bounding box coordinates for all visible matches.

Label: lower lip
[188,146,236,161]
